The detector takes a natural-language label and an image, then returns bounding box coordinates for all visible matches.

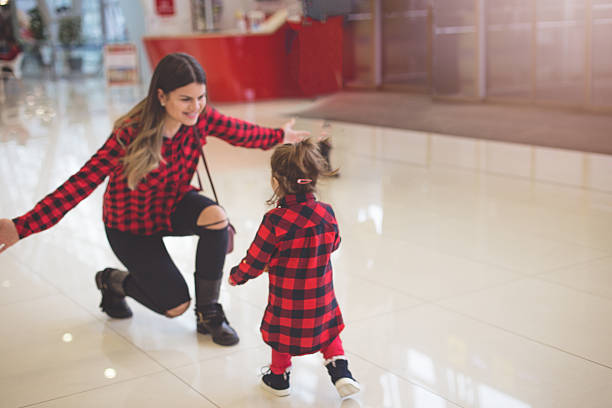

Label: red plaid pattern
[13,106,283,238]
[230,193,344,355]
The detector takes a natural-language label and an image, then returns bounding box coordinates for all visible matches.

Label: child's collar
[278,193,316,207]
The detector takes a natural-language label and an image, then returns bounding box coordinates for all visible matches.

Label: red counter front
[143,18,343,102]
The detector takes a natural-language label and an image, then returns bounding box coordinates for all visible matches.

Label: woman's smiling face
[159,82,207,127]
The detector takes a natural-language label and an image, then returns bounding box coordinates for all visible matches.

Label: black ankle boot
[95,268,132,319]
[195,303,239,346]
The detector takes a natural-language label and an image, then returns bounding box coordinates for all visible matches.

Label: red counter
[143,17,343,102]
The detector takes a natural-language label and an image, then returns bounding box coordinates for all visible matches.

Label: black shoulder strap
[193,126,220,205]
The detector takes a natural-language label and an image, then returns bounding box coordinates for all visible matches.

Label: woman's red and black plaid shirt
[12,106,283,238]
[230,193,345,356]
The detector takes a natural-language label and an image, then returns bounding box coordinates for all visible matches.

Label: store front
[343,0,612,111]
[8,0,127,79]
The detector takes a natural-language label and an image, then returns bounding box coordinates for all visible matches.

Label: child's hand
[228,275,237,286]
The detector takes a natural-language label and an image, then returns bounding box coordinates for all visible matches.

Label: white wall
[141,0,194,35]
[140,0,300,35]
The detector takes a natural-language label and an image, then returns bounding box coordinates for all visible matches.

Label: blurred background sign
[155,0,174,16]
[103,43,138,86]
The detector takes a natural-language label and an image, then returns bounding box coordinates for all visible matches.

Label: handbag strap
[193,126,220,205]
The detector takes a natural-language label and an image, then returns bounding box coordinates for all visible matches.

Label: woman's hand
[0,219,19,254]
[282,118,310,144]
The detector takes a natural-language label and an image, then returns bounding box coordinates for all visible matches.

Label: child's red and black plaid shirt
[230,193,344,356]
[12,106,283,238]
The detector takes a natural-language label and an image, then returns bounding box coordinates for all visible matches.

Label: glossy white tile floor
[1,79,612,408]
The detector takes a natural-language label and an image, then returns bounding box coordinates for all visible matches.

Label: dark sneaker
[196,303,239,346]
[261,369,290,397]
[325,358,361,398]
[95,268,132,319]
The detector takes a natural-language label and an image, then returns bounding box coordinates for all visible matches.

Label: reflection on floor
[1,79,612,408]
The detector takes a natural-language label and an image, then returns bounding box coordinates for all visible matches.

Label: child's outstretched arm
[229,213,277,286]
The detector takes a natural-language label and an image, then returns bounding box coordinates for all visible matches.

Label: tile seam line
[531,254,612,276]
[2,254,175,372]
[348,302,612,372]
[434,303,612,371]
[6,290,225,408]
[16,368,168,408]
[345,230,521,277]
[167,344,265,372]
[163,343,272,408]
[338,200,611,256]
[426,275,528,304]
[6,255,246,408]
[164,370,222,408]
[0,292,62,308]
[4,252,295,377]
[345,148,612,195]
[531,274,612,303]
[344,350,468,408]
[338,272,429,303]
[346,226,605,280]
[429,255,612,304]
[338,198,612,255]
[343,303,428,325]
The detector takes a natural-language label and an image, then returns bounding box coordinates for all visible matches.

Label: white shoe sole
[261,380,290,397]
[335,377,361,398]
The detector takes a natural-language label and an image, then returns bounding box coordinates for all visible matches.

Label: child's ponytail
[267,138,338,205]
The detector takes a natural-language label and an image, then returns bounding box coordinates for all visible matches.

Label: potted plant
[58,15,82,71]
[27,7,50,66]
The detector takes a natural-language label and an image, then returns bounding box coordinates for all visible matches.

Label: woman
[0,53,308,346]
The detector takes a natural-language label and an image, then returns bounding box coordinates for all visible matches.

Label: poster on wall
[104,44,139,86]
[156,0,176,16]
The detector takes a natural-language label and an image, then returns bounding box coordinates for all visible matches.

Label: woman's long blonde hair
[113,53,207,189]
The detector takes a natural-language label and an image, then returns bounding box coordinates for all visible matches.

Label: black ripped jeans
[105,191,228,314]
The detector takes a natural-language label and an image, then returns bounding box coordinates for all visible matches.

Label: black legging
[105,191,228,314]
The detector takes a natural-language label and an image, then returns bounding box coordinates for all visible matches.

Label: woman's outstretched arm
[197,106,309,149]
[7,130,127,242]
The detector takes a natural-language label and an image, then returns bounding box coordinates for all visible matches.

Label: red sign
[155,0,175,16]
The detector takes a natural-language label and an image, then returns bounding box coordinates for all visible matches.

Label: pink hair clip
[297,178,312,184]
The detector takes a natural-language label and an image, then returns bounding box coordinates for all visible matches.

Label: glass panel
[13,0,48,77]
[382,0,430,89]
[82,0,103,44]
[344,0,374,87]
[486,0,533,99]
[592,0,612,106]
[535,0,586,103]
[102,0,128,42]
[432,0,477,98]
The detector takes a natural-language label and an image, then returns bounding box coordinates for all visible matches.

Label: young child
[229,138,360,398]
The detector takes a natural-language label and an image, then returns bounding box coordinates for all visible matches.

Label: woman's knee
[165,300,191,318]
[196,205,228,229]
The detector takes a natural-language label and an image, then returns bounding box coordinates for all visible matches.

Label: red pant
[270,336,345,374]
